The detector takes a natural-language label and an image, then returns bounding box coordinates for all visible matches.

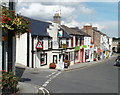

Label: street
[46,57,118,93]
[16,56,119,93]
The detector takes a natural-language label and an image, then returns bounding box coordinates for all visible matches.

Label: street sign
[36,41,43,49]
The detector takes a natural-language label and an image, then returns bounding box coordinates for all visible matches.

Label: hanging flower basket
[1,6,30,37]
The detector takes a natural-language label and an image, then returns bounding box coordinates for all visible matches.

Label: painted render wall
[47,23,59,49]
[16,33,27,66]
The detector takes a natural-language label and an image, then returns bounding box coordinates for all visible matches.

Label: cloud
[78,4,95,14]
[17,0,119,2]
[61,20,81,27]
[16,2,118,38]
[16,2,95,22]
[16,2,77,21]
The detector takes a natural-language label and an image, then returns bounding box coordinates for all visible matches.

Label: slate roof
[61,25,91,37]
[24,16,52,37]
[61,25,81,35]
[58,27,72,38]
[92,27,107,36]
[71,27,91,37]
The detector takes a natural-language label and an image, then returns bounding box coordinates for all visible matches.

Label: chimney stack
[53,13,61,25]
[84,23,92,30]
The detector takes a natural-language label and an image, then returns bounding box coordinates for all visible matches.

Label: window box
[62,44,68,48]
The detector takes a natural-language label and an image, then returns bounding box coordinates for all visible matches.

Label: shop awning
[82,45,87,48]
[74,46,80,50]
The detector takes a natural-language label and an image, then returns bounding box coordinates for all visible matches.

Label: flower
[1,70,6,72]
[28,29,30,32]
[7,18,11,21]
[2,6,30,36]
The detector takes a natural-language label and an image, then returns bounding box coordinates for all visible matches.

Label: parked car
[114,56,120,66]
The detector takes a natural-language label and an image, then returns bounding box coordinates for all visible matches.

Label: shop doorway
[53,55,57,63]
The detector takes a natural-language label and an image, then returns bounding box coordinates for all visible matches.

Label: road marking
[42,71,62,87]
[46,72,56,78]
[39,87,45,95]
[39,87,50,95]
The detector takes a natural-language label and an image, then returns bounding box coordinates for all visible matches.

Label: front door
[53,55,57,63]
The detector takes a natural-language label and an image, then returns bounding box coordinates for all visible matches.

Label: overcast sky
[15,0,119,37]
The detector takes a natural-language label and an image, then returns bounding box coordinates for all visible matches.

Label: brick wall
[83,26,101,47]
[83,25,94,42]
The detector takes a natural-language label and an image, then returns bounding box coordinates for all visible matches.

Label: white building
[16,16,54,68]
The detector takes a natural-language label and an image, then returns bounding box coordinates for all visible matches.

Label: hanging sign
[82,45,87,48]
[58,31,63,37]
[36,41,43,49]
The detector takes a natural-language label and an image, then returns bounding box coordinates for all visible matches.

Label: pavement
[16,82,39,94]
[15,54,118,94]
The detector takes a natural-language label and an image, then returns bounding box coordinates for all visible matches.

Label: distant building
[82,24,112,60]
[112,38,120,53]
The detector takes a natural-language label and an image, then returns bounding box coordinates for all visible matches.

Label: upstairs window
[66,39,69,47]
[59,38,62,48]
[48,39,52,49]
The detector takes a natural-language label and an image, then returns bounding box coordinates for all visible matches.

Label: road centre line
[46,72,56,78]
[42,71,62,87]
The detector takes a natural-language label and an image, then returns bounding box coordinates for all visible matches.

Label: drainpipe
[31,36,34,68]
[0,27,2,71]
[27,32,30,67]
[7,1,15,72]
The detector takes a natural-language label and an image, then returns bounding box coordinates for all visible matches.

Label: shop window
[66,39,69,47]
[85,50,89,59]
[48,39,52,49]
[70,52,74,61]
[75,51,79,60]
[40,53,47,66]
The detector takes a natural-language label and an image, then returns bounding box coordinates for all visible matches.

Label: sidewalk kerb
[64,55,117,72]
